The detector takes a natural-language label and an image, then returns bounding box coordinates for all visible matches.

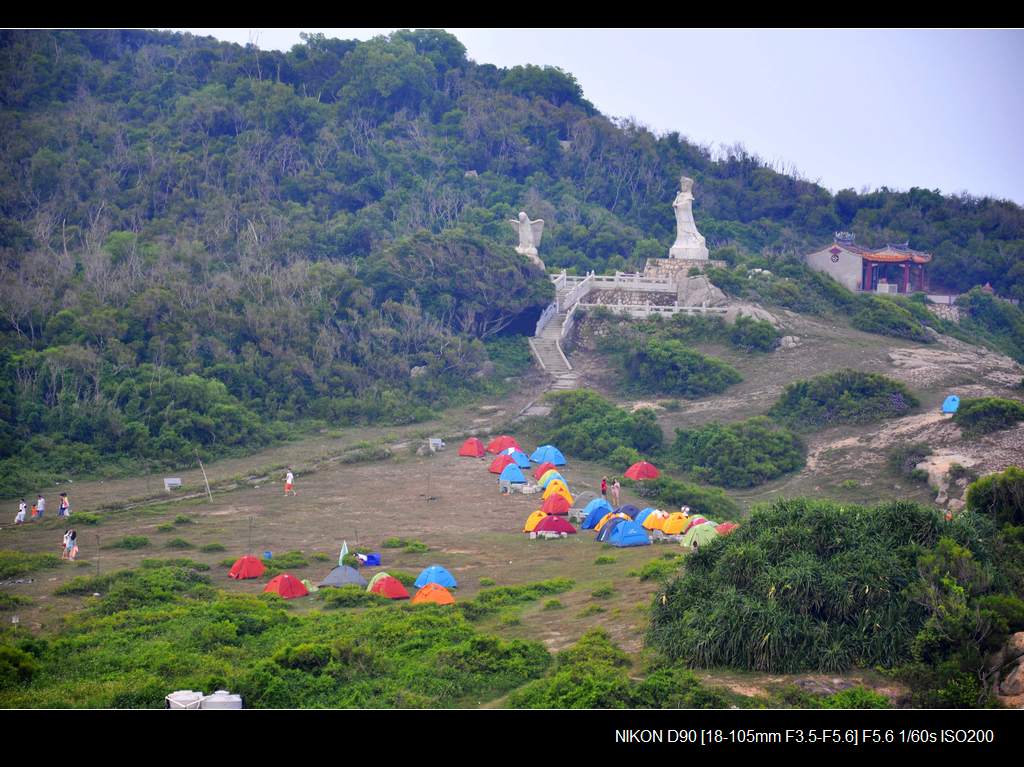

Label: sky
[175,28,1024,205]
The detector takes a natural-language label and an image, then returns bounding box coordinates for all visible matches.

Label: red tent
[541,494,571,516]
[716,522,739,535]
[263,573,308,599]
[486,435,521,454]
[370,575,410,600]
[533,461,557,480]
[488,454,517,474]
[625,461,660,480]
[458,437,486,458]
[533,516,577,534]
[229,554,266,580]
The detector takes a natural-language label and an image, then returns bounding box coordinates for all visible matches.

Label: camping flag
[339,540,349,566]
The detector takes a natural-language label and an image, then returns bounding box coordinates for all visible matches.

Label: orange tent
[595,511,630,532]
[370,575,410,600]
[642,511,670,531]
[489,454,517,474]
[661,513,691,535]
[229,554,266,580]
[487,435,521,454]
[542,480,571,500]
[533,461,557,480]
[541,494,571,516]
[524,510,549,532]
[412,583,455,605]
[459,437,486,457]
[263,573,308,599]
[716,522,739,535]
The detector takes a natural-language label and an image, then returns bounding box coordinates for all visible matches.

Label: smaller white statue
[510,211,546,269]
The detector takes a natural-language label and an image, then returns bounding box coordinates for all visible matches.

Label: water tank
[200,690,243,709]
[166,690,205,709]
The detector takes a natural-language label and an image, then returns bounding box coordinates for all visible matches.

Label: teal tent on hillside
[635,508,657,526]
[507,450,532,469]
[499,464,527,484]
[530,445,566,465]
[942,395,960,414]
[595,517,628,542]
[608,520,651,547]
[414,565,457,589]
[581,498,613,529]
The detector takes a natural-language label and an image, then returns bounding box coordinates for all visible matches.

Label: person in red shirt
[601,476,608,497]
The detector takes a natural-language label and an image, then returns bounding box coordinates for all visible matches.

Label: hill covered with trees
[1,28,1022,491]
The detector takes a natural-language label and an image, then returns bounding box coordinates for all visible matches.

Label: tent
[411,583,455,605]
[319,565,368,589]
[458,437,486,458]
[608,520,652,547]
[642,511,670,531]
[595,516,628,542]
[625,461,660,480]
[616,504,642,519]
[942,395,960,414]
[530,445,566,466]
[542,479,571,499]
[533,461,557,480]
[366,572,393,591]
[487,435,521,454]
[635,508,658,526]
[534,515,576,535]
[414,565,457,589]
[489,454,517,474]
[369,575,410,600]
[539,471,566,488]
[507,450,532,469]
[681,523,720,549]
[595,511,631,532]
[524,510,549,532]
[499,464,527,484]
[661,513,691,535]
[715,522,739,536]
[229,554,266,580]
[541,494,571,516]
[263,573,308,599]
[581,499,614,529]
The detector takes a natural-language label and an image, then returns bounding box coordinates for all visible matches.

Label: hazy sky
[175,28,1024,205]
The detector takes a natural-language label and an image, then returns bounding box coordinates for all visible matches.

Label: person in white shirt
[15,499,27,524]
[36,495,45,519]
[284,470,296,496]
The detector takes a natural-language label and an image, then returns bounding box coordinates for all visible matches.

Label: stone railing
[561,303,578,341]
[558,273,595,311]
[579,302,728,319]
[535,302,558,336]
[552,271,568,291]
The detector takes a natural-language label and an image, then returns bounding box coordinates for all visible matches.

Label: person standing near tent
[284,469,296,497]
[611,480,621,507]
[15,499,27,524]
[58,492,70,518]
[601,476,608,498]
[36,494,45,519]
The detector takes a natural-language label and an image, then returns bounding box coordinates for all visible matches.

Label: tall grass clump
[769,369,918,429]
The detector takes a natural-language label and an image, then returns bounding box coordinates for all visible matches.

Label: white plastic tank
[200,690,243,709]
[166,690,205,709]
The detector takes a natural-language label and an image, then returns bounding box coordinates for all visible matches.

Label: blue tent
[530,445,566,465]
[616,504,642,519]
[608,520,651,548]
[942,395,960,414]
[581,498,613,529]
[596,517,627,542]
[414,565,457,589]
[508,450,531,469]
[540,472,567,488]
[635,508,657,526]
[499,464,527,484]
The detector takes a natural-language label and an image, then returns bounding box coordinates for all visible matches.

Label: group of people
[600,476,622,506]
[14,492,71,524]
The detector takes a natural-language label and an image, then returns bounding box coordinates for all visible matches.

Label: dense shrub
[966,466,1024,526]
[669,416,804,488]
[165,538,194,549]
[320,587,389,608]
[631,476,740,520]
[852,296,933,342]
[729,315,781,352]
[0,551,61,579]
[769,369,919,428]
[541,390,662,461]
[956,288,1024,362]
[262,551,309,576]
[888,442,932,478]
[952,397,1024,437]
[625,339,742,398]
[107,536,149,550]
[458,578,575,622]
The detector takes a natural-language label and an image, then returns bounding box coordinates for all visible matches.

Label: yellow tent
[642,511,669,531]
[523,510,548,533]
[542,482,573,504]
[539,469,561,485]
[661,512,691,535]
[595,511,630,532]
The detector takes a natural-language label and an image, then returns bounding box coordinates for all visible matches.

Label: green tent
[681,522,719,549]
[366,571,392,592]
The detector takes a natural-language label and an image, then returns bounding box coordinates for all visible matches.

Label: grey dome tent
[319,565,368,589]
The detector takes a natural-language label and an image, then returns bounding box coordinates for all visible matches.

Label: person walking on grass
[611,479,621,507]
[284,469,297,497]
[61,529,71,560]
[16,499,27,524]
[58,492,70,518]
[68,529,78,561]
[601,476,608,498]
[36,494,45,519]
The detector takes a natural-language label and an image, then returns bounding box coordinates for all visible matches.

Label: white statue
[669,176,709,260]
[510,211,546,269]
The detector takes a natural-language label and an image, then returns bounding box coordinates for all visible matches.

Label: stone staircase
[523,300,580,418]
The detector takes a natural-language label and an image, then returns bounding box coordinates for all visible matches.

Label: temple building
[804,233,931,294]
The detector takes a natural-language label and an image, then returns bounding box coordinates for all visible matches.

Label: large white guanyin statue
[669,176,709,260]
[510,211,546,269]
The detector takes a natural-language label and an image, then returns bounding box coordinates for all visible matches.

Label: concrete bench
[164,478,183,492]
